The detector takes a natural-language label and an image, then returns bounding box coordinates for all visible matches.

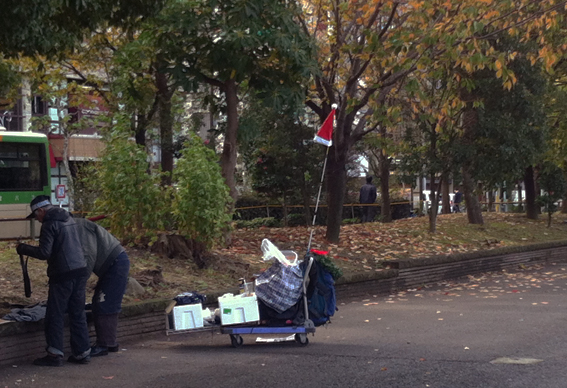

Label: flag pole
[306,104,337,254]
[306,146,330,253]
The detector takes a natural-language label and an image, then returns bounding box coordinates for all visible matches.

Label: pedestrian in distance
[453,188,463,213]
[359,176,377,222]
[74,217,130,357]
[16,195,91,367]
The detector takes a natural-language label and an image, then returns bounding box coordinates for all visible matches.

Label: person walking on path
[453,188,463,213]
[16,196,91,367]
[74,217,130,357]
[359,176,377,222]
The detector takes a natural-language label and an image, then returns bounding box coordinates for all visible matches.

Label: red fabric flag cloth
[314,108,335,147]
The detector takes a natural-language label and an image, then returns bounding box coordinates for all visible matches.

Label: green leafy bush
[93,126,170,244]
[235,217,282,229]
[287,213,306,227]
[310,251,343,280]
[172,134,232,248]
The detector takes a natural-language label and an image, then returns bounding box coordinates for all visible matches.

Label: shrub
[173,134,232,248]
[235,217,281,229]
[93,131,169,244]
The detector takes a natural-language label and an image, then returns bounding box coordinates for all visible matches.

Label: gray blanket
[2,302,47,322]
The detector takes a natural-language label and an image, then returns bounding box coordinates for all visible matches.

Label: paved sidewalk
[2,261,567,387]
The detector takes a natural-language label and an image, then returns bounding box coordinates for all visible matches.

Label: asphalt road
[2,261,567,388]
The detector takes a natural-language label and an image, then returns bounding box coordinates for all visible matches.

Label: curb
[2,240,567,366]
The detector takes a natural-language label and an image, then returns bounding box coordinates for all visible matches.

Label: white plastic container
[172,303,204,330]
[218,294,260,326]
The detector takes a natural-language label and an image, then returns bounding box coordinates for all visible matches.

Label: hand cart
[220,255,316,347]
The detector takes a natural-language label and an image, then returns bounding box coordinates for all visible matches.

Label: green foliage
[310,252,343,280]
[73,163,100,214]
[342,218,359,225]
[240,100,323,212]
[286,213,306,227]
[536,162,567,227]
[235,217,281,229]
[153,0,317,107]
[94,120,170,243]
[0,59,19,97]
[0,0,164,57]
[172,134,232,248]
[468,40,548,187]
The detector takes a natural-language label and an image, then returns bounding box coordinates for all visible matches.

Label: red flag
[314,108,335,147]
[48,144,57,168]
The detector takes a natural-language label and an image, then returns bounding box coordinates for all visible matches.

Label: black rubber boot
[67,355,91,364]
[33,354,63,367]
[108,344,120,352]
[90,346,109,357]
[94,313,120,349]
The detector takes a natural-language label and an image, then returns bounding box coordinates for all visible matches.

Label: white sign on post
[56,184,66,207]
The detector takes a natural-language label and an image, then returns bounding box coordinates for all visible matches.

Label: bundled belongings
[3,301,47,322]
[255,240,303,314]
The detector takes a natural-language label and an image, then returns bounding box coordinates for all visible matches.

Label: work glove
[16,243,29,256]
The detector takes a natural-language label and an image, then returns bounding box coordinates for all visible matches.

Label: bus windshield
[0,142,47,191]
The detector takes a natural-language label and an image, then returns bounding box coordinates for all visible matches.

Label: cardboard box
[219,294,260,326]
[172,303,204,330]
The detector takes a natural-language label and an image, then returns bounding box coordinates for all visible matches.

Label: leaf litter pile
[2,212,567,315]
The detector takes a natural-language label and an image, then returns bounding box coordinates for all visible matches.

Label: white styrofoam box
[173,303,204,330]
[218,294,260,326]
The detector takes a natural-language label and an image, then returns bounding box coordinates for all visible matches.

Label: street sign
[56,184,66,200]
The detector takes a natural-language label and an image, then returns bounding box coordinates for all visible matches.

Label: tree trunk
[460,95,483,224]
[220,79,239,202]
[525,165,538,220]
[462,166,484,224]
[418,176,425,216]
[517,182,523,211]
[562,170,567,213]
[534,165,542,214]
[325,147,347,243]
[156,71,173,186]
[135,113,147,146]
[488,190,494,212]
[282,194,288,227]
[63,134,74,211]
[428,172,440,233]
[378,148,392,223]
[442,178,451,214]
[300,173,312,226]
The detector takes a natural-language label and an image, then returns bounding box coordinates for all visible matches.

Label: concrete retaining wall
[2,241,567,366]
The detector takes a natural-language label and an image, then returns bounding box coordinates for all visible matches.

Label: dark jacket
[19,207,87,283]
[454,191,463,203]
[74,218,125,278]
[359,183,377,204]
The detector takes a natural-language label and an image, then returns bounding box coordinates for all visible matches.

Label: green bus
[0,131,51,239]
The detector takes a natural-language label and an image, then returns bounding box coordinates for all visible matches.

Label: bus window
[0,142,47,191]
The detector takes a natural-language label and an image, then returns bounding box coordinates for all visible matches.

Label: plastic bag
[261,239,298,267]
[174,291,206,306]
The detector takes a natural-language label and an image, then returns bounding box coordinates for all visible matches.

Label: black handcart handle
[19,254,32,298]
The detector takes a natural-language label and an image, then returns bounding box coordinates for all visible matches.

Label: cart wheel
[230,334,243,348]
[295,333,309,346]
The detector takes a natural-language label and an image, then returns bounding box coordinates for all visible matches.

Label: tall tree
[150,0,316,201]
[300,0,567,242]
[240,101,324,226]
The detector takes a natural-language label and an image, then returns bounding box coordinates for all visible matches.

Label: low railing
[0,217,37,241]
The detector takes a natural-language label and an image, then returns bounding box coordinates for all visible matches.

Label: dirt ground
[2,212,567,316]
